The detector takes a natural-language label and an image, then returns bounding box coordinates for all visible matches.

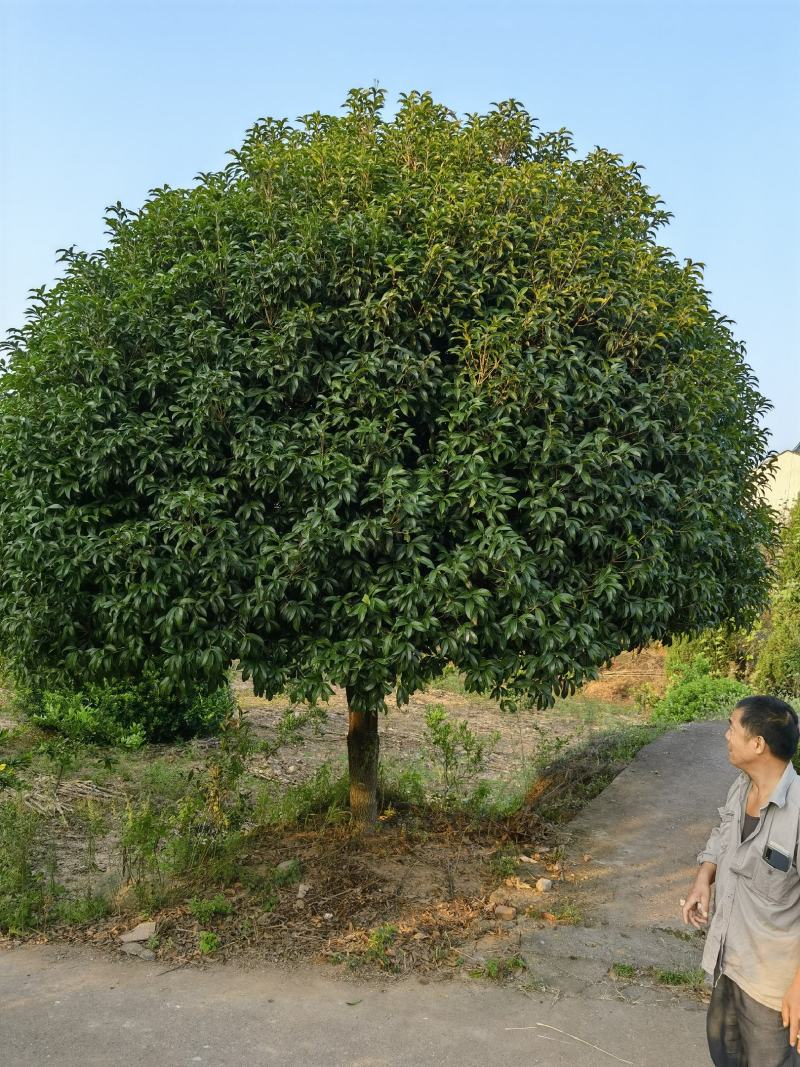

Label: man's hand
[682,864,715,928]
[781,974,800,1050]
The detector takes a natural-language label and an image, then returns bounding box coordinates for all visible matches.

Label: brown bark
[346,686,380,832]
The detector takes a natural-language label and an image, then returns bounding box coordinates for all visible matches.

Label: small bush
[379,760,427,809]
[22,674,235,747]
[188,893,233,924]
[269,859,302,888]
[197,930,220,954]
[423,704,499,803]
[363,923,399,968]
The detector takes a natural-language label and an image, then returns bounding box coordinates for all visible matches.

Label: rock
[296,883,311,899]
[276,859,297,873]
[494,905,517,921]
[121,943,155,961]
[323,912,333,921]
[535,878,553,893]
[120,921,157,943]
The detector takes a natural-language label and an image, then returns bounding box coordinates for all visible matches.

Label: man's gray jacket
[700,760,800,1010]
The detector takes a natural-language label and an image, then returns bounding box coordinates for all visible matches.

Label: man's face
[725,705,760,769]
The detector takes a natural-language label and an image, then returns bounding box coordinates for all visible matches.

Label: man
[683,695,800,1066]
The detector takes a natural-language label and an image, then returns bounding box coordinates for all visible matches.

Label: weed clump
[188,893,233,924]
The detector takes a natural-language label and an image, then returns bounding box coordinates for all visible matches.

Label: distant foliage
[665,627,756,682]
[23,676,234,746]
[0,88,774,713]
[752,499,800,698]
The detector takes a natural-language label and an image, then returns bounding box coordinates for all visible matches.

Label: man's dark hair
[737,695,800,760]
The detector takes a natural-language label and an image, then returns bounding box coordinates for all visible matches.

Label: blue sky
[1,0,798,451]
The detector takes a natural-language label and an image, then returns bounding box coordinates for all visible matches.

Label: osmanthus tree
[0,89,775,827]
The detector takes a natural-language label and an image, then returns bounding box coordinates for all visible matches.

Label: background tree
[0,89,775,828]
[752,498,800,697]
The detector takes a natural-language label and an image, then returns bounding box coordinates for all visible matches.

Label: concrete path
[1,722,734,1066]
[1,943,705,1066]
[567,720,736,930]
[517,721,736,993]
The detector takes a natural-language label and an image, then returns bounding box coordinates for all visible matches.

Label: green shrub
[422,704,499,803]
[379,759,427,809]
[651,663,750,726]
[197,930,220,954]
[188,893,233,924]
[23,675,235,746]
[269,859,302,888]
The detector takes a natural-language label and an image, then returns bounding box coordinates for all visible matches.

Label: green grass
[469,953,527,980]
[655,967,706,993]
[609,962,637,980]
[526,900,584,925]
[490,850,519,879]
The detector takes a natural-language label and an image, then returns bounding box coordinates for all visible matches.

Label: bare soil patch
[1,667,662,980]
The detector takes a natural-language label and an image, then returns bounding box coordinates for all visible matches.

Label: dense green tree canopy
[753,498,800,697]
[0,89,774,715]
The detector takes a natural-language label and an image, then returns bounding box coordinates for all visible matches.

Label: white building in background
[764,446,800,519]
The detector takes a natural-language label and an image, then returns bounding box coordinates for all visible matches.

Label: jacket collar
[769,760,798,809]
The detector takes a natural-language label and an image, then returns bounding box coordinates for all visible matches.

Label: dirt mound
[582,645,666,703]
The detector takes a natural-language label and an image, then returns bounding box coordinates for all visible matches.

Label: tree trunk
[346,686,380,833]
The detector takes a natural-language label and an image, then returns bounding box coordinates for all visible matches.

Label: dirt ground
[231,646,664,791]
[1,650,667,979]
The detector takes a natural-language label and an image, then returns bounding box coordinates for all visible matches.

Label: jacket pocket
[751,858,797,903]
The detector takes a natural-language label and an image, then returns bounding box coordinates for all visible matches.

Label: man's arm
[682,861,716,927]
[780,815,800,1051]
[781,971,800,1051]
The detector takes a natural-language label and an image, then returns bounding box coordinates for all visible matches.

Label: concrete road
[567,719,736,930]
[0,944,705,1066]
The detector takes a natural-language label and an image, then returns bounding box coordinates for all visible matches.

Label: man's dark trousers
[708,974,800,1066]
